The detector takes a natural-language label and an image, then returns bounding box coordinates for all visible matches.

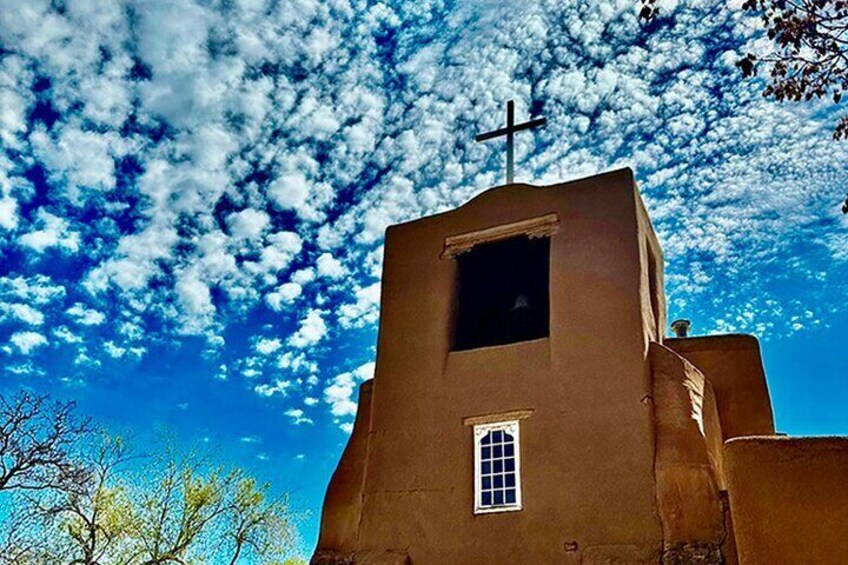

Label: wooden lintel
[441,213,559,259]
[462,409,535,426]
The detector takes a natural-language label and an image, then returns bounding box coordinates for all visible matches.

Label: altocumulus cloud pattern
[1,0,848,431]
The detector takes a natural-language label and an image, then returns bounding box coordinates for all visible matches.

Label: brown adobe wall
[313,380,373,562]
[724,436,848,565]
[635,189,666,347]
[665,335,774,440]
[649,343,727,564]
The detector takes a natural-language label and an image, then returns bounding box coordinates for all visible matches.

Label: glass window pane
[475,424,520,512]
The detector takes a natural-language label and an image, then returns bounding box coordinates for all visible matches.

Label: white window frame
[473,419,523,514]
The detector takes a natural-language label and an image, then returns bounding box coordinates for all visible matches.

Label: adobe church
[311,112,848,565]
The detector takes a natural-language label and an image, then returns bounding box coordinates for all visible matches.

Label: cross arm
[474,117,547,142]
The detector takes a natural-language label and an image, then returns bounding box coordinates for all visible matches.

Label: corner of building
[312,379,375,563]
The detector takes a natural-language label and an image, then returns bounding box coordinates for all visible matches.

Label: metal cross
[475,100,546,185]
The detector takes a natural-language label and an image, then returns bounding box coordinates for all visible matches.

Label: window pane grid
[479,429,518,508]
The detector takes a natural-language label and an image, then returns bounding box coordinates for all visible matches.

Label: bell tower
[313,168,674,564]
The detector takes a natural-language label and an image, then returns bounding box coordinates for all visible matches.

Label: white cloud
[316,252,346,279]
[227,208,270,240]
[103,341,126,358]
[277,351,318,374]
[288,309,327,349]
[291,268,316,285]
[254,379,292,398]
[338,282,381,328]
[84,224,178,293]
[53,326,82,343]
[266,161,335,222]
[267,171,308,213]
[65,302,105,326]
[255,337,282,355]
[253,231,303,274]
[174,270,216,334]
[1,303,44,326]
[0,196,18,230]
[18,209,80,253]
[285,407,314,425]
[266,282,302,311]
[0,275,65,305]
[10,331,47,354]
[30,125,123,199]
[4,361,44,376]
[323,361,375,428]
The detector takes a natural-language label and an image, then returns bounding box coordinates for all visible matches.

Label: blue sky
[1,0,848,557]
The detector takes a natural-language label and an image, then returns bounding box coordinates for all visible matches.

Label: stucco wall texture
[725,437,848,565]
[312,169,848,565]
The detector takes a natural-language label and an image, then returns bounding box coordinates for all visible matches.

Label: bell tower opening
[453,235,550,351]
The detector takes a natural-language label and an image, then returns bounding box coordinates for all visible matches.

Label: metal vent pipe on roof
[671,319,691,338]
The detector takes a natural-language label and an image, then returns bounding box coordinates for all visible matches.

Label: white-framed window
[473,420,522,514]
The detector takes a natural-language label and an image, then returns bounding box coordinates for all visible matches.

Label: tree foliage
[0,394,300,565]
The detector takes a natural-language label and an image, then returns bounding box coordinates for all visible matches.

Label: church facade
[312,169,848,565]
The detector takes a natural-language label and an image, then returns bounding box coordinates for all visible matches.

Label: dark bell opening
[453,235,550,351]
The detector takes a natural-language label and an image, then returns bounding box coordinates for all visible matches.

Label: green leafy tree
[48,447,299,565]
[34,435,137,565]
[128,455,231,564]
[0,392,302,565]
[222,478,295,565]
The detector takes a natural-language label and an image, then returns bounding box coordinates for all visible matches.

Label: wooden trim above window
[441,213,560,259]
[463,409,534,427]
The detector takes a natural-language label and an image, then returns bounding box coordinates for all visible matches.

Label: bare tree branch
[0,391,90,494]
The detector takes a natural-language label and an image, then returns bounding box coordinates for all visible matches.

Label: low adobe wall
[725,436,848,565]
